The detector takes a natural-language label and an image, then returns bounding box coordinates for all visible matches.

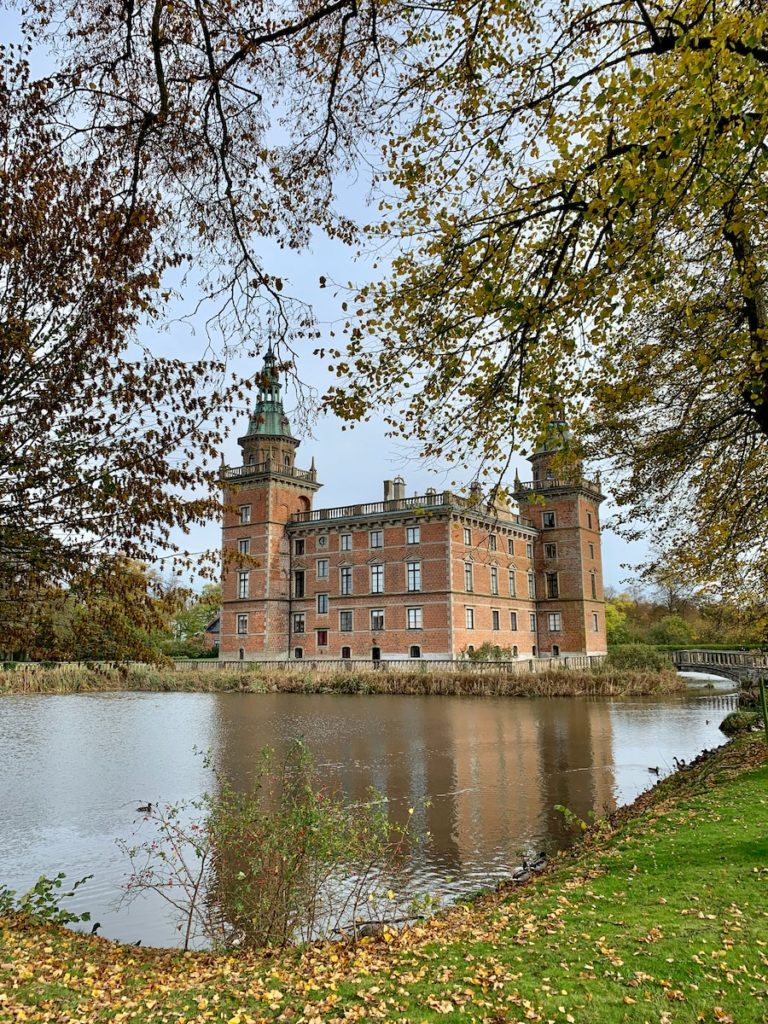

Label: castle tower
[513,420,606,655]
[219,348,321,660]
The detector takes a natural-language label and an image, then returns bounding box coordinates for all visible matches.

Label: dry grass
[0,662,685,697]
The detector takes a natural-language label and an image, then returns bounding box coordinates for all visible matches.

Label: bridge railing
[671,649,768,669]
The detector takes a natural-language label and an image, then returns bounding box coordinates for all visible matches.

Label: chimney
[393,475,406,500]
[384,479,394,501]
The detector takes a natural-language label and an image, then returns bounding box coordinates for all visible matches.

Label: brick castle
[219,350,607,661]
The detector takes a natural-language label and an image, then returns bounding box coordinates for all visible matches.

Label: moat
[0,686,735,947]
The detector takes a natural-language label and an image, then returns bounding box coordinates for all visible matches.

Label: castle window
[530,612,537,631]
[341,646,352,659]
[407,526,420,544]
[239,647,245,661]
[317,630,328,647]
[508,538,515,555]
[552,644,560,656]
[238,571,249,599]
[509,570,517,596]
[339,610,353,632]
[317,593,328,614]
[526,542,533,559]
[407,561,422,592]
[544,543,557,559]
[465,607,474,630]
[490,566,499,595]
[510,611,518,630]
[317,558,328,578]
[512,645,518,657]
[284,454,290,467]
[370,563,384,594]
[527,572,536,599]
[466,645,474,656]
[293,570,305,598]
[464,562,473,592]
[588,542,595,560]
[370,609,385,631]
[341,533,352,551]
[532,644,537,656]
[592,612,599,632]
[464,527,471,545]
[372,647,381,662]
[370,529,383,549]
[237,614,248,635]
[545,572,559,599]
[407,607,423,629]
[340,566,353,595]
[542,511,556,529]
[293,613,305,634]
[587,511,593,529]
[239,505,251,525]
[409,645,421,659]
[489,534,497,551]
[548,612,562,632]
[248,454,255,465]
[294,539,305,555]
[492,609,500,631]
[590,571,597,599]
[238,538,250,556]
[294,647,303,659]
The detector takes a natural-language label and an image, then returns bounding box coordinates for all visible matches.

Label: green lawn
[2,736,767,1024]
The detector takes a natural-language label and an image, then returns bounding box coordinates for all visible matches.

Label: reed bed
[0,662,685,697]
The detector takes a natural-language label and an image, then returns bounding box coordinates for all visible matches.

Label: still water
[0,685,736,947]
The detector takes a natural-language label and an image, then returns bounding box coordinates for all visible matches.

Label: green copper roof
[244,347,295,439]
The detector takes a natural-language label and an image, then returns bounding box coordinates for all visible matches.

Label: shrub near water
[605,643,671,672]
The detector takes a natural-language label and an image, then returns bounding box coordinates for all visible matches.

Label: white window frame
[370,529,383,549]
[370,608,385,631]
[317,593,329,615]
[542,510,556,529]
[407,560,422,592]
[545,572,559,599]
[407,607,423,630]
[316,629,329,647]
[544,542,557,559]
[238,538,250,556]
[340,566,353,595]
[492,609,500,631]
[490,566,499,595]
[547,612,562,632]
[238,571,249,599]
[592,612,600,632]
[316,558,329,579]
[406,526,420,544]
[294,538,305,555]
[237,613,248,635]
[239,504,251,525]
[341,533,352,551]
[489,534,497,551]
[508,538,515,555]
[370,563,384,594]
[526,542,533,559]
[530,612,537,632]
[293,613,305,634]
[509,569,517,596]
[527,572,536,599]
[464,562,473,592]
[294,569,305,598]
[464,527,471,545]
[510,611,518,631]
[465,607,475,630]
[339,610,353,632]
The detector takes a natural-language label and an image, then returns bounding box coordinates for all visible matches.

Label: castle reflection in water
[213,694,617,872]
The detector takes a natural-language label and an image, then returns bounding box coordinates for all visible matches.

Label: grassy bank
[2,735,767,1023]
[0,661,685,697]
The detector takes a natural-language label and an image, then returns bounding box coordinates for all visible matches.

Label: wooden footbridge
[670,650,768,684]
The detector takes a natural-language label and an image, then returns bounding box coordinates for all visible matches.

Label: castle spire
[245,346,294,439]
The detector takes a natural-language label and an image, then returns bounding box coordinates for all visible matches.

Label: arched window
[532,645,537,657]
[284,453,291,467]
[238,648,245,661]
[294,647,303,660]
[552,644,560,657]
[341,646,351,660]
[512,645,518,658]
[410,645,421,659]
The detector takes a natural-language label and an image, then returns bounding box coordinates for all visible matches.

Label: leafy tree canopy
[322,0,768,605]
